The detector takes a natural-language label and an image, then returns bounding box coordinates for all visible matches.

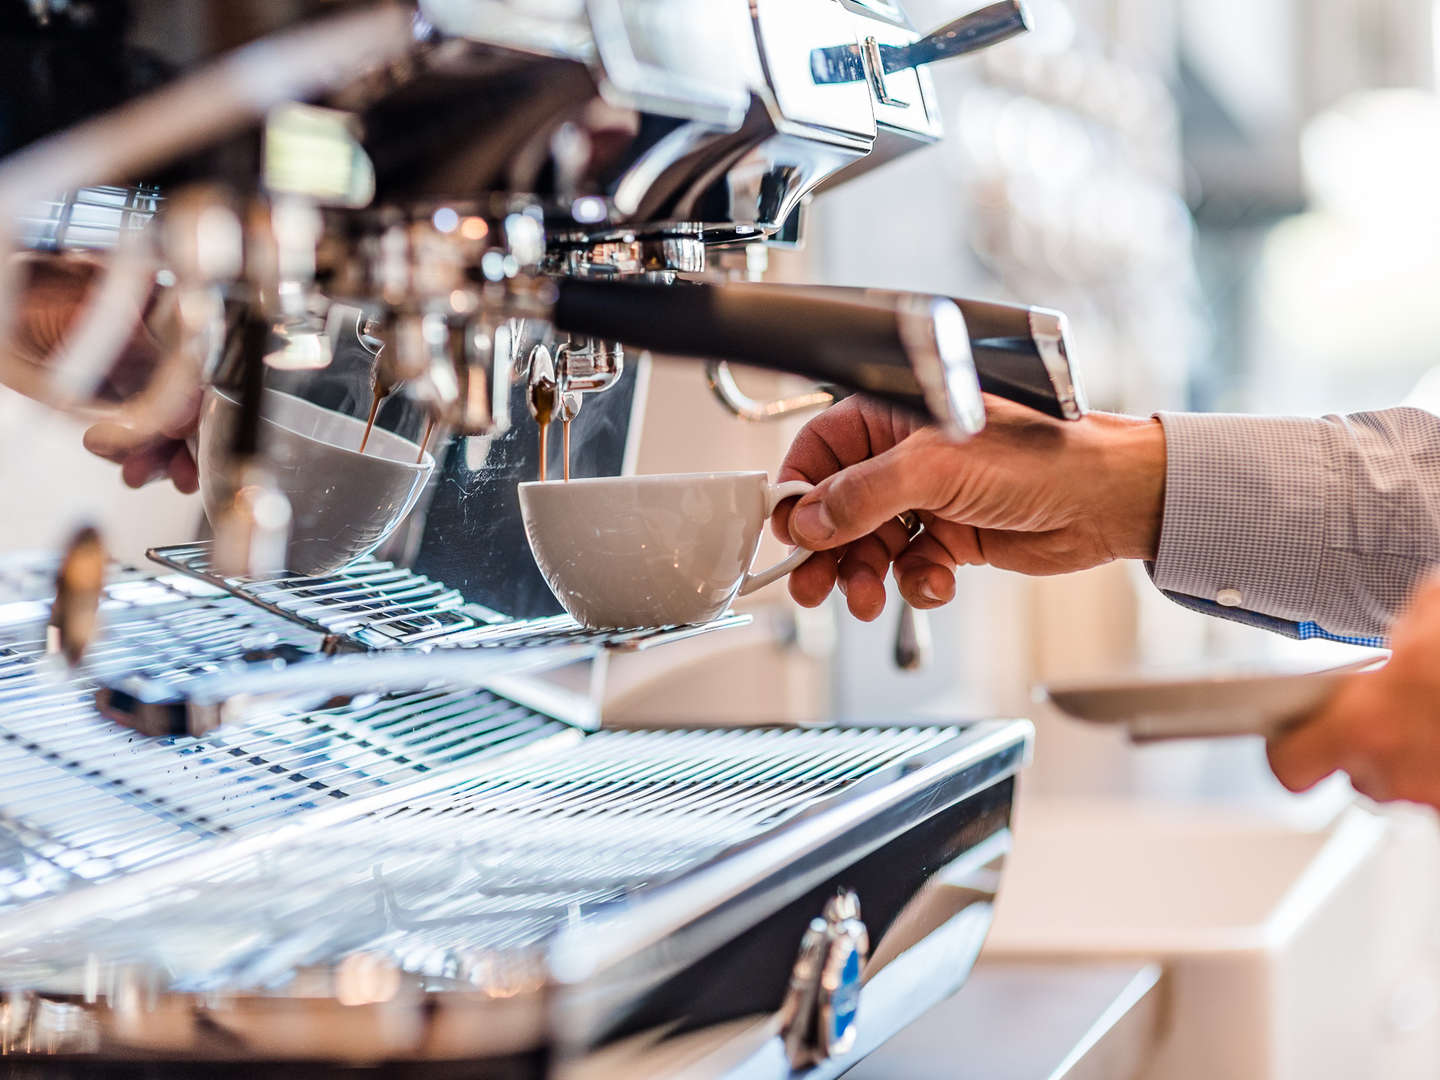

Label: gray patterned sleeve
[1151,407,1440,639]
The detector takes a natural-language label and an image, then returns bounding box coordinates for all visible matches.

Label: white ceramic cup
[197,386,435,576]
[518,471,817,628]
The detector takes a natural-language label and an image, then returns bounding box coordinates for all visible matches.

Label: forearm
[1150,408,1440,639]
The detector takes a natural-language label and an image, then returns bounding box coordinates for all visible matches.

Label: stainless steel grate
[149,542,753,652]
[0,726,962,993]
[0,593,574,915]
[18,186,162,252]
[0,552,168,630]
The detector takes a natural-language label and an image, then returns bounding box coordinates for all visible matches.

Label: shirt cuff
[1151,411,1332,625]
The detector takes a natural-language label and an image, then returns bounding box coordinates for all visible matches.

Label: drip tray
[147,543,751,653]
[113,544,755,737]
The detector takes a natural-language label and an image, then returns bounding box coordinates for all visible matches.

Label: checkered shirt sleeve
[1150,407,1440,641]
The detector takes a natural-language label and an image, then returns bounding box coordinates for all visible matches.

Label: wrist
[1087,413,1167,561]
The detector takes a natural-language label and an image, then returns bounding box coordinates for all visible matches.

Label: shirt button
[1216,588,1244,608]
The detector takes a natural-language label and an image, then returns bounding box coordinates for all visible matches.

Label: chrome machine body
[0,1,1070,1075]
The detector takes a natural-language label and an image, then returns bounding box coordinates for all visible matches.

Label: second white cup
[518,471,816,628]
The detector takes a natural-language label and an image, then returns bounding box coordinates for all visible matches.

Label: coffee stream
[358,372,435,463]
[358,393,384,454]
[532,378,556,482]
[358,372,393,455]
[358,369,567,476]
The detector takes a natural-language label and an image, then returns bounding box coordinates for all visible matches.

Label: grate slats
[0,570,573,915]
[0,727,962,995]
[18,186,162,252]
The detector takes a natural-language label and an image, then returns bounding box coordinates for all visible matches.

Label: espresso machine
[0,1,1084,1074]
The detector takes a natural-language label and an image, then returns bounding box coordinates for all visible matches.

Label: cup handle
[739,480,817,597]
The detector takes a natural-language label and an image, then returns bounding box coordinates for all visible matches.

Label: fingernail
[792,501,836,543]
[919,581,943,603]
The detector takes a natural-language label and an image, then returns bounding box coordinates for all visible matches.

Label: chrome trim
[0,724,1005,1065]
[1028,306,1087,421]
[895,295,986,440]
[419,0,596,61]
[547,719,1030,1048]
[706,361,837,421]
[109,640,596,735]
[861,36,909,108]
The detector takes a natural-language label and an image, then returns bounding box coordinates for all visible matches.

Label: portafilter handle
[550,279,986,440]
[700,286,1086,426]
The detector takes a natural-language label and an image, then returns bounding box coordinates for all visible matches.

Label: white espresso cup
[197,387,435,576]
[518,471,816,628]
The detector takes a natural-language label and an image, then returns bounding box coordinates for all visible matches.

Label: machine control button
[1216,588,1244,608]
[780,889,870,1067]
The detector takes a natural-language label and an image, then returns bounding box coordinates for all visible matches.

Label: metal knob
[780,889,869,1068]
[47,525,106,666]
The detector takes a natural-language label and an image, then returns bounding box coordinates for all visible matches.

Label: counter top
[847,959,1163,1080]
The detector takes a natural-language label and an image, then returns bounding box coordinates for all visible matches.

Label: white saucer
[1038,653,1388,742]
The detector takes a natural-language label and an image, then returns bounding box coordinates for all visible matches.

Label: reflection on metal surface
[781,889,870,1066]
[46,525,106,667]
[0,724,1000,1064]
[705,361,837,422]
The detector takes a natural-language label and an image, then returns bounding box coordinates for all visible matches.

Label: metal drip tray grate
[0,726,964,995]
[0,552,170,629]
[149,543,753,652]
[19,185,162,252]
[148,544,492,648]
[0,602,574,915]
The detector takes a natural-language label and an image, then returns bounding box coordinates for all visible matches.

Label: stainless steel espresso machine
[0,1,1086,1075]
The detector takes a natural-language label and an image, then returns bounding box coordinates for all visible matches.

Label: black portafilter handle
[551,279,987,439]
[705,284,1087,423]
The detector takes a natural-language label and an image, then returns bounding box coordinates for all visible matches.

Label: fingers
[83,422,198,493]
[788,548,840,608]
[1267,716,1346,795]
[894,532,960,609]
[120,445,172,489]
[772,397,908,544]
[1267,675,1387,795]
[82,421,150,462]
[167,443,199,495]
[835,518,912,621]
[788,435,954,551]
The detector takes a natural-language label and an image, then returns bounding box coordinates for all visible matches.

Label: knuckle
[1266,748,1307,793]
[826,467,883,527]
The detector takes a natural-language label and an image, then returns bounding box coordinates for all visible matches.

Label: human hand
[8,252,163,403]
[81,403,199,494]
[1268,575,1440,808]
[7,252,199,493]
[771,395,1167,621]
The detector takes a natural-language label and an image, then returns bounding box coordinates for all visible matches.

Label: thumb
[789,437,950,550]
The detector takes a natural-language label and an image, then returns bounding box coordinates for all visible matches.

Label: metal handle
[552,279,986,440]
[885,1,1032,72]
[706,361,840,422]
[894,603,933,671]
[728,284,1087,422]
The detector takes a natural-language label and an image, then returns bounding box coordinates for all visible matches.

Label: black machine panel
[409,362,643,621]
